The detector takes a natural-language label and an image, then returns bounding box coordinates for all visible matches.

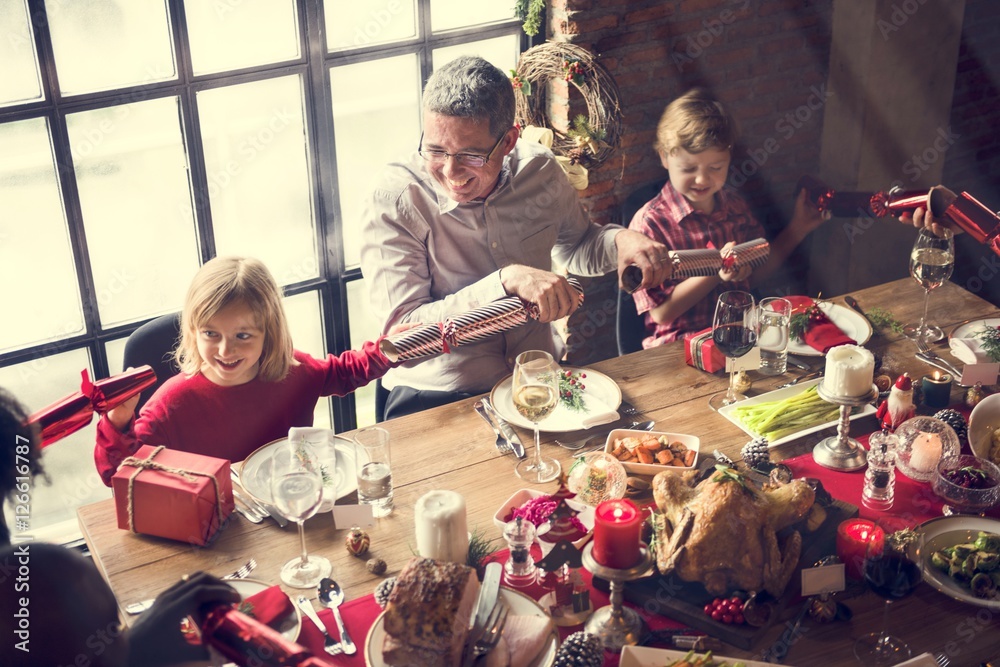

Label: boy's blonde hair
[655,88,737,156]
[175,256,294,382]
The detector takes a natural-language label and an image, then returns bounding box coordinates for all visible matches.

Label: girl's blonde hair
[655,88,737,156]
[175,256,294,382]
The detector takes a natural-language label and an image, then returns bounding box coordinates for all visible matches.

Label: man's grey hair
[422,56,515,139]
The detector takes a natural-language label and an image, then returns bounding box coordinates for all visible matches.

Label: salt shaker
[502,516,536,588]
[863,430,898,510]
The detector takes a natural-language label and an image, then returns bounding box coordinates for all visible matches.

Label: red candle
[836,518,885,580]
[592,498,643,569]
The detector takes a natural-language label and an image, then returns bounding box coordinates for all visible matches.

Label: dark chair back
[616,180,667,356]
[374,379,389,423]
[123,313,182,412]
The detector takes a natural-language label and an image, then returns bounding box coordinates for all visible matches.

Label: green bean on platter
[730,385,847,442]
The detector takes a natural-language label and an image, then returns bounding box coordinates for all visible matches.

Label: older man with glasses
[360,55,671,419]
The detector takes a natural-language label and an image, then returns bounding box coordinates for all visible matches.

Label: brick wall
[555,0,836,364]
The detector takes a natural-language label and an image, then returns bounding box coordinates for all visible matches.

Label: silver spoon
[318,577,356,655]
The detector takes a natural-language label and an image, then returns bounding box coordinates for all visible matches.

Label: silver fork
[472,601,510,660]
[296,596,343,656]
[474,400,512,454]
[619,400,641,416]
[124,558,257,614]
[934,653,950,667]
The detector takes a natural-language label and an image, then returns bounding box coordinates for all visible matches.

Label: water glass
[354,426,394,517]
[758,297,792,376]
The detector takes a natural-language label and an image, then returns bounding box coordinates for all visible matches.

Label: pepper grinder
[502,517,537,588]
[863,430,898,510]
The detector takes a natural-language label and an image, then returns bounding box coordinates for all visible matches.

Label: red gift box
[684,326,726,374]
[112,445,235,546]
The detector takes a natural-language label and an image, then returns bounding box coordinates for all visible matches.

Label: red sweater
[95,344,391,486]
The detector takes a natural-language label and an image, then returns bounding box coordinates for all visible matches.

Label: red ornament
[345,527,370,557]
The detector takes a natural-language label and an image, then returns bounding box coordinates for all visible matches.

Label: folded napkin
[892,652,939,666]
[241,586,294,629]
[540,394,619,431]
[950,336,992,364]
[483,614,555,667]
[786,296,856,354]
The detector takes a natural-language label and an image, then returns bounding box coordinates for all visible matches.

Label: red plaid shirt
[628,181,764,348]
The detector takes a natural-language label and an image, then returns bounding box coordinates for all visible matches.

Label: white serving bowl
[603,428,700,476]
[492,488,595,550]
[969,393,1000,463]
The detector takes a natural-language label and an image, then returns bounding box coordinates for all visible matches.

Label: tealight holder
[581,542,653,653]
[812,383,878,471]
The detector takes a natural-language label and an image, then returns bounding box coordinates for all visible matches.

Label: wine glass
[269,441,332,588]
[903,227,955,343]
[853,526,923,666]
[513,350,562,484]
[709,291,758,411]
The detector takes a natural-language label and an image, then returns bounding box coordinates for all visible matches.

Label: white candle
[909,432,943,473]
[414,490,468,564]
[823,344,875,397]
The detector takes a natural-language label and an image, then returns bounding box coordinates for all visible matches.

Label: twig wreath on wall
[512,42,622,170]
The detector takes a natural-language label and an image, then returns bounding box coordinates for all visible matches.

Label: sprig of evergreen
[974,325,1000,362]
[514,0,545,36]
[867,307,904,334]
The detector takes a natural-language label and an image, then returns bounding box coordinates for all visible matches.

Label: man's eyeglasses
[418,131,507,168]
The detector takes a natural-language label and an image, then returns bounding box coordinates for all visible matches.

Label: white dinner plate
[364,587,559,667]
[620,645,783,667]
[786,301,873,357]
[950,316,1000,341]
[239,436,357,512]
[718,377,877,447]
[490,366,622,432]
[228,578,302,641]
[916,515,1000,609]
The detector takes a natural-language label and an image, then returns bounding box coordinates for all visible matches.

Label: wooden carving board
[593,498,857,650]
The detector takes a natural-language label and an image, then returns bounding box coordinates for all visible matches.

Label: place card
[960,362,999,388]
[800,562,845,596]
[332,504,374,529]
[726,346,761,373]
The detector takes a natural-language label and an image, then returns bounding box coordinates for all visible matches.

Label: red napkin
[241,585,294,629]
[786,296,856,354]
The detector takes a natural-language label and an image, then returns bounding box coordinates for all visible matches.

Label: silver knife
[481,398,526,459]
[844,296,875,328]
[231,469,288,528]
[785,354,812,371]
[463,562,502,667]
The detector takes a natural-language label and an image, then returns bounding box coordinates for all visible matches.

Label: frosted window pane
[433,35,519,75]
[45,0,176,95]
[283,291,331,429]
[198,76,317,286]
[67,97,201,328]
[347,279,380,427]
[0,0,42,106]
[430,0,514,32]
[185,0,300,75]
[330,55,420,269]
[0,349,110,535]
[325,0,416,51]
[0,118,84,354]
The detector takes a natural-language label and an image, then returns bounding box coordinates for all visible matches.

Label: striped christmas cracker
[622,238,771,291]
[380,278,585,363]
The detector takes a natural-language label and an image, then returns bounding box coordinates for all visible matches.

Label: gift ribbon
[119,445,225,534]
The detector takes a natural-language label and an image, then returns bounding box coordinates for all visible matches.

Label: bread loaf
[382,557,480,666]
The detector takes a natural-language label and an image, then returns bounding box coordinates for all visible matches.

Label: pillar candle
[835,519,885,580]
[921,372,952,410]
[592,498,643,569]
[823,344,875,397]
[909,431,944,473]
[414,490,468,563]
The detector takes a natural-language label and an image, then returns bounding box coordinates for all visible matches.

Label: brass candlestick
[581,543,653,653]
[813,383,878,471]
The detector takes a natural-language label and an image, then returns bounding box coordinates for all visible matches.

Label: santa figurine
[875,373,915,432]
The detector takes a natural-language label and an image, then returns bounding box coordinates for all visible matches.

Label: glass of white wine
[269,441,331,588]
[513,350,561,484]
[903,227,955,343]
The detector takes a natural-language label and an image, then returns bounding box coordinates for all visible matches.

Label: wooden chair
[616,180,666,356]
[122,312,181,412]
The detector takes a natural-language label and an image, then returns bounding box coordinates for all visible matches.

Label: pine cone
[741,437,770,469]
[374,576,396,609]
[933,409,968,445]
[553,631,603,667]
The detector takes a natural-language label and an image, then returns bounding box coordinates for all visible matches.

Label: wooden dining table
[78,278,1000,666]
